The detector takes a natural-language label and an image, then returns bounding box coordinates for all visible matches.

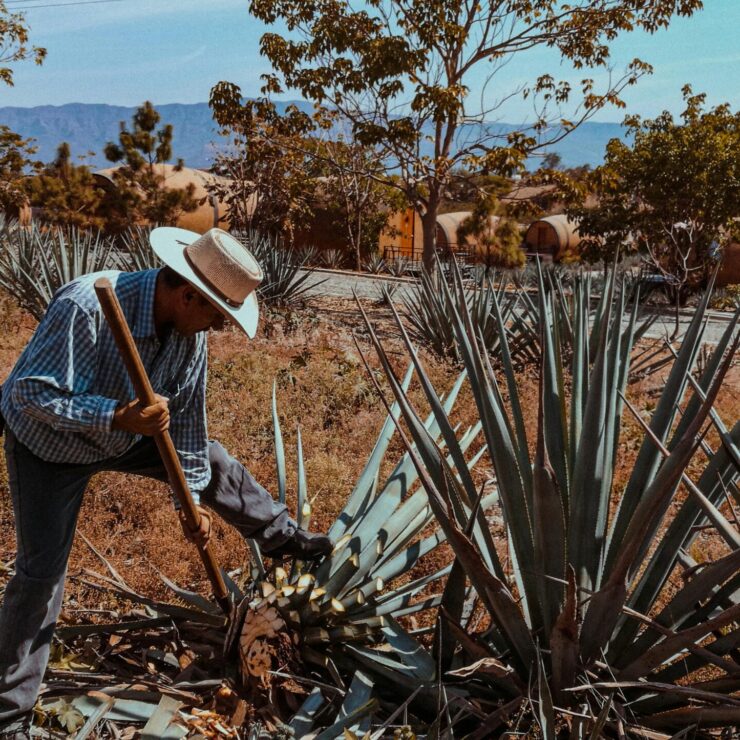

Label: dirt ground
[0,290,737,626]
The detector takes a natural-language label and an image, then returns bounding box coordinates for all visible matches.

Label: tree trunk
[355,211,362,272]
[421,194,440,274]
[672,285,681,340]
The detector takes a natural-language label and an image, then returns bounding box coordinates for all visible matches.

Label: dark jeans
[0,432,295,720]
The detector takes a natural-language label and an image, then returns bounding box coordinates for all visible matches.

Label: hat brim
[149,227,259,338]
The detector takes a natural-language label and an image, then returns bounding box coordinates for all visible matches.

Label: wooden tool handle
[94,277,231,615]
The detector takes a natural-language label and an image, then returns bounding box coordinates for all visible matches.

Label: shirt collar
[131,269,160,339]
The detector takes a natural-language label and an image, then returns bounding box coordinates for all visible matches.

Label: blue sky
[1,0,737,123]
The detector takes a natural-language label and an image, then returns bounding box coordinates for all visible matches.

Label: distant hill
[0,102,626,169]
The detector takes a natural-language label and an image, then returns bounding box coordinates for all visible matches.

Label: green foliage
[311,133,408,271]
[0,0,46,87]
[402,268,516,361]
[320,247,346,269]
[362,252,386,274]
[236,0,690,269]
[711,284,740,311]
[104,101,198,229]
[361,261,740,734]
[117,226,161,271]
[456,192,525,270]
[0,222,163,320]
[0,124,38,215]
[573,87,740,290]
[209,92,319,239]
[25,143,105,229]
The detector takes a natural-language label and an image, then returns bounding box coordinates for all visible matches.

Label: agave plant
[0,224,116,320]
[386,256,411,278]
[59,368,492,736]
[294,244,319,268]
[321,248,347,270]
[117,225,162,271]
[236,230,323,307]
[225,375,495,726]
[402,267,517,361]
[363,253,387,275]
[373,280,399,306]
[359,261,740,736]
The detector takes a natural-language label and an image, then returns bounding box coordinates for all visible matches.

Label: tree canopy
[208,98,319,238]
[0,125,38,216]
[572,86,740,292]
[0,0,46,87]
[25,143,105,229]
[104,101,198,229]
[217,0,701,269]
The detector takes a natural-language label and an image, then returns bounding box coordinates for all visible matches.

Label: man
[0,227,332,735]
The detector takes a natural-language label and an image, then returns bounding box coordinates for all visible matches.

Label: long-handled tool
[94,277,232,616]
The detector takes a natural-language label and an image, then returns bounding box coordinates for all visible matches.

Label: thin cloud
[23,0,248,35]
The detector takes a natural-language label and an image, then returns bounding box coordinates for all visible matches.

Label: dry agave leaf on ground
[47,366,489,736]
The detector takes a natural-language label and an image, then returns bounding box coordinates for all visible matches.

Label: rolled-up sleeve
[10,298,119,433]
[167,335,210,504]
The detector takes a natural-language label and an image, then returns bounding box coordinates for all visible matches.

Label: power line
[6,0,126,9]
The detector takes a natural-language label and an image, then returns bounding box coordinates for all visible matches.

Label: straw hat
[150,227,262,338]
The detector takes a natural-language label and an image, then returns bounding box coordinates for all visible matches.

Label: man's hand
[179,505,212,548]
[112,394,169,436]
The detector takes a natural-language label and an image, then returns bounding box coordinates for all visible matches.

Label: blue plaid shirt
[0,269,210,501]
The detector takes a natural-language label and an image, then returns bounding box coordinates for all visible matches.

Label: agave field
[0,220,321,320]
[0,223,738,738]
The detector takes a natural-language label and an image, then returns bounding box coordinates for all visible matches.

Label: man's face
[174,287,227,336]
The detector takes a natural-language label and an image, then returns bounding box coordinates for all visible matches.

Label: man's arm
[10,298,169,436]
[10,298,120,433]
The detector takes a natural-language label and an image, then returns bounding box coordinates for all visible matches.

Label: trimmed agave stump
[227,563,381,718]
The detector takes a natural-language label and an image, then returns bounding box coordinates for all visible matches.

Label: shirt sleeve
[167,334,210,505]
[9,298,119,433]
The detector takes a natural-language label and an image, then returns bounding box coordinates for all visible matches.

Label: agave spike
[271,381,286,505]
[604,278,716,571]
[328,363,415,541]
[619,391,740,549]
[611,418,740,659]
[532,350,567,636]
[580,332,737,663]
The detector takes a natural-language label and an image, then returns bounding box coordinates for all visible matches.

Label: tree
[0,125,38,217]
[230,0,698,271]
[0,0,46,87]
[312,132,407,270]
[208,98,318,239]
[25,142,105,229]
[541,152,563,170]
[0,1,45,217]
[457,190,525,270]
[572,87,740,332]
[104,101,198,228]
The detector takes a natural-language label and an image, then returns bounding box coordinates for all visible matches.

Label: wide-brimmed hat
[150,227,262,338]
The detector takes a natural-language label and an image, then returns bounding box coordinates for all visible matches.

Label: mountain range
[0,102,627,170]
